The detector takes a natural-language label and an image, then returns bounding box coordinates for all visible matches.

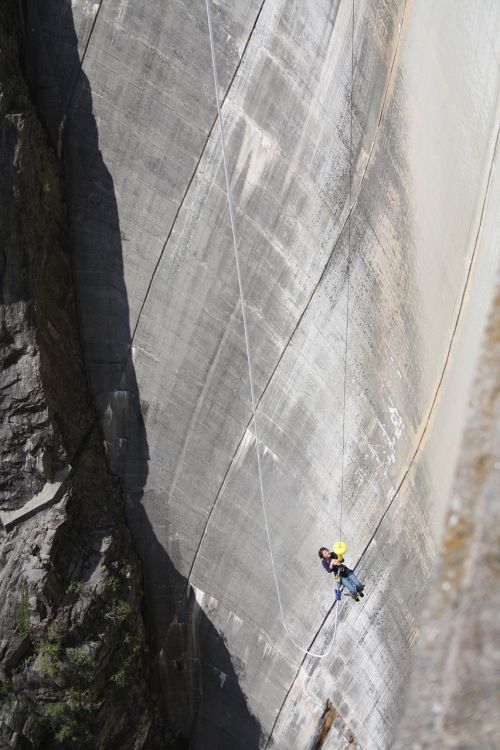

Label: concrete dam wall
[27,0,500,747]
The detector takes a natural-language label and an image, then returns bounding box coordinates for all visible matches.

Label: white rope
[339,0,354,545]
[204,0,352,658]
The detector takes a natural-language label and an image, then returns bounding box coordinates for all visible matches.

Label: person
[318,547,364,601]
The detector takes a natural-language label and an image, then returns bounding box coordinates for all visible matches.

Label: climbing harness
[204,0,355,657]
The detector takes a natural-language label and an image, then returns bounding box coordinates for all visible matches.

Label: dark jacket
[322,552,351,577]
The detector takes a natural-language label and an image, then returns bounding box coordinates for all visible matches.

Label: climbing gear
[204,0,355,657]
[335,587,343,601]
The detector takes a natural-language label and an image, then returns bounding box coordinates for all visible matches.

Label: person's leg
[347,572,363,590]
[341,576,356,595]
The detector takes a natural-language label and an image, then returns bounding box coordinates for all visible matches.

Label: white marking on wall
[388,402,404,438]
[262,443,280,462]
[109,0,128,49]
[234,429,255,469]
[227,611,244,634]
[193,585,205,610]
[233,111,277,205]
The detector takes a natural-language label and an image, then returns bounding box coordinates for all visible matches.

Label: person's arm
[322,559,333,573]
[328,553,340,571]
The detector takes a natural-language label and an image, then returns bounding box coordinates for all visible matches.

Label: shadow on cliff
[21,1,262,747]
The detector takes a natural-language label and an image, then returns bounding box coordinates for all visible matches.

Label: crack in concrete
[64,0,105,123]
[126,0,268,360]
[166,302,242,512]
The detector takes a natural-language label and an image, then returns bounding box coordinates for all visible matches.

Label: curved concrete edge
[393,127,500,750]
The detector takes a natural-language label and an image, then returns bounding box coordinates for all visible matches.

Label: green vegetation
[104,598,131,624]
[38,642,61,678]
[34,627,97,744]
[65,643,93,668]
[109,630,141,692]
[15,584,29,637]
[66,581,83,596]
[43,701,65,721]
[104,574,120,594]
[0,681,13,708]
[110,668,127,688]
[55,724,74,744]
[40,700,78,746]
[29,575,142,745]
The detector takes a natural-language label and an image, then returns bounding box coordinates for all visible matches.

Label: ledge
[0,467,71,531]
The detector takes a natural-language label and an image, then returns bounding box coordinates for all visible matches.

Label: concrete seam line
[189,0,409,599]
[125,0,267,365]
[64,0,105,122]
[375,0,409,130]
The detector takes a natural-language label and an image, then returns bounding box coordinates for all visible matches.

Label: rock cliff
[0,4,155,747]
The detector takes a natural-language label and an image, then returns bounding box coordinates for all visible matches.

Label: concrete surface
[0,468,70,531]
[29,0,500,747]
[395,168,500,750]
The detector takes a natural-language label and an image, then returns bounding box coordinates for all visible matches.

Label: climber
[318,547,364,601]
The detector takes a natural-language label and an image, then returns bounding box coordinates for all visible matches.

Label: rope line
[204,0,353,657]
[339,0,355,545]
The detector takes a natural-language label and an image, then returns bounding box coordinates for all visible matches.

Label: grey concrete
[30,0,500,748]
[395,164,500,750]
[0,467,70,531]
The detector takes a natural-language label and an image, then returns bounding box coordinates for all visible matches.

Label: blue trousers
[340,572,363,595]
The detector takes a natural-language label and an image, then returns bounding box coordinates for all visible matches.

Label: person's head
[318,547,330,559]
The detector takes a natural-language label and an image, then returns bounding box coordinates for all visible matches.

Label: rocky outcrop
[0,4,156,747]
[0,14,66,512]
[0,460,151,749]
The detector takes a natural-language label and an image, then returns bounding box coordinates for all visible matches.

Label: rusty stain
[312,699,336,749]
[473,454,493,480]
[311,699,357,750]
